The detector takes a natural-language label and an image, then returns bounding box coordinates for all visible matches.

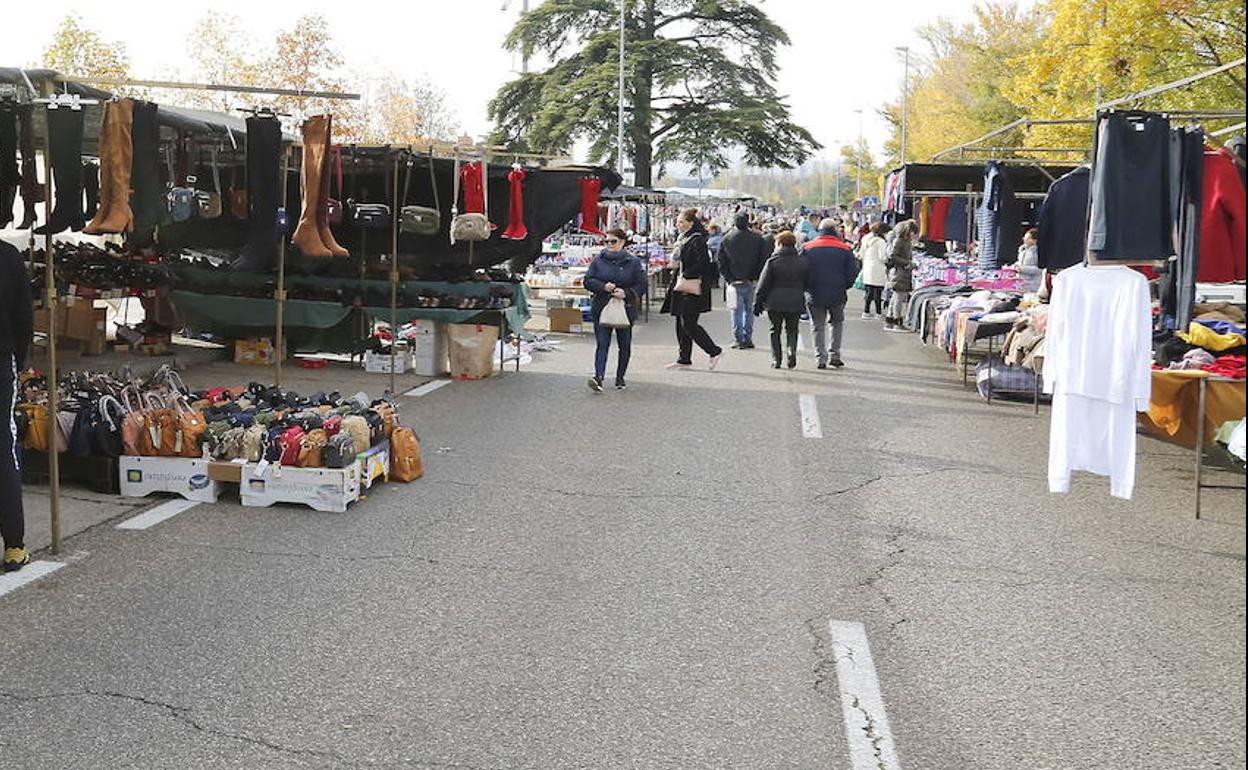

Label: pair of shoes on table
[3,547,30,572]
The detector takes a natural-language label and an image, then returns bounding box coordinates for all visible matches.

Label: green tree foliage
[40,14,130,81]
[489,0,820,187]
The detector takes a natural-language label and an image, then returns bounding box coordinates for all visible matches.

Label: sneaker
[730,342,742,349]
[708,353,723,371]
[740,341,755,349]
[665,361,693,370]
[615,381,627,390]
[830,357,845,368]
[771,361,783,369]
[817,362,828,370]
[787,353,797,369]
[860,313,871,320]
[588,378,604,393]
[885,326,909,333]
[3,547,30,572]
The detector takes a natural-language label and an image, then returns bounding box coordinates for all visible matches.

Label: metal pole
[1195,377,1207,519]
[855,109,864,201]
[274,145,290,388]
[41,120,60,554]
[617,0,627,176]
[897,47,910,163]
[389,152,400,396]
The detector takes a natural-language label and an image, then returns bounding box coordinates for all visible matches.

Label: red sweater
[1199,149,1247,282]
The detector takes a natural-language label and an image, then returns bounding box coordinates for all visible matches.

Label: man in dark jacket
[1,240,33,571]
[717,212,769,349]
[802,219,860,369]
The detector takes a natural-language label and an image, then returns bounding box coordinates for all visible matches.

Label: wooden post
[274,145,290,387]
[41,109,61,554]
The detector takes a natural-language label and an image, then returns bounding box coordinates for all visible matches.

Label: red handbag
[322,415,343,437]
[278,426,306,466]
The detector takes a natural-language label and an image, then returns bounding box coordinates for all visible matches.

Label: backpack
[322,415,343,437]
[323,432,357,469]
[370,401,397,438]
[297,429,328,468]
[362,411,384,445]
[341,415,371,455]
[278,425,306,466]
[263,424,287,462]
[213,427,247,460]
[390,427,423,482]
[242,424,267,462]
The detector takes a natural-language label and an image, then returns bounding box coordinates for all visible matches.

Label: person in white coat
[857,222,890,319]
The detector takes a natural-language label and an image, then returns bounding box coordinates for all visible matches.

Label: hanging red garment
[579,176,603,234]
[1198,149,1247,282]
[929,197,951,241]
[502,166,528,240]
[460,161,486,214]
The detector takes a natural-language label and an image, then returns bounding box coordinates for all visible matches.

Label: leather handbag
[400,151,442,236]
[450,154,491,244]
[173,397,208,458]
[326,145,343,225]
[120,387,146,456]
[389,426,424,482]
[166,140,196,223]
[674,276,703,295]
[278,425,306,466]
[352,203,391,229]
[93,395,127,458]
[18,403,49,452]
[323,432,357,469]
[297,428,328,468]
[228,164,248,220]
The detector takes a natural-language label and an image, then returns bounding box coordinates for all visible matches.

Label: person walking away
[884,219,917,331]
[803,219,859,369]
[858,222,891,319]
[1,240,33,572]
[661,208,724,370]
[753,231,811,369]
[717,212,770,349]
[583,229,648,392]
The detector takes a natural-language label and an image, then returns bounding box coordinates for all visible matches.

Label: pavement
[2,298,1244,770]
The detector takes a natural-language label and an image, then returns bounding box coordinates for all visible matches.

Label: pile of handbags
[15,366,423,481]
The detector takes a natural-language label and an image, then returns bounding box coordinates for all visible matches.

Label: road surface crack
[848,693,891,770]
[804,618,838,694]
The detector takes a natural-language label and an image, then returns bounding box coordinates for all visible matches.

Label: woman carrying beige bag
[660,209,723,370]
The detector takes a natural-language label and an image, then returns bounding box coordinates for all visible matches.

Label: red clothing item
[929,197,951,241]
[501,167,528,240]
[460,161,486,214]
[579,177,603,234]
[1202,354,1246,380]
[1198,150,1247,282]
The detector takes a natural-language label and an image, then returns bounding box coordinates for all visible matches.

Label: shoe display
[2,547,30,572]
[588,378,603,393]
[708,353,723,371]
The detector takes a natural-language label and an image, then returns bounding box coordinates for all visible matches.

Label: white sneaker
[860,312,871,320]
[665,361,692,370]
[708,353,723,371]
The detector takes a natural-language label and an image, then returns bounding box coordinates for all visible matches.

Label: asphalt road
[3,302,1245,770]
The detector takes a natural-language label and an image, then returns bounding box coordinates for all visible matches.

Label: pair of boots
[33,106,87,235]
[290,115,348,258]
[83,98,135,234]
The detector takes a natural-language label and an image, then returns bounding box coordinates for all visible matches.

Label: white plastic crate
[119,456,222,503]
[239,462,361,513]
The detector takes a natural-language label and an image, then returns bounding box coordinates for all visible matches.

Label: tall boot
[84,99,134,235]
[316,115,349,257]
[34,106,87,235]
[232,115,283,272]
[129,100,166,231]
[0,104,18,229]
[16,104,43,230]
[291,115,332,258]
[83,161,99,219]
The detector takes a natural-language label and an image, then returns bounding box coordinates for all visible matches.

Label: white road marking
[0,561,66,598]
[799,394,823,438]
[403,380,451,398]
[829,620,903,770]
[116,499,200,530]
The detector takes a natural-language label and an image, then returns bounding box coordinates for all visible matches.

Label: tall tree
[184,12,263,112]
[488,0,820,187]
[41,14,130,80]
[1010,0,1246,148]
[261,15,353,127]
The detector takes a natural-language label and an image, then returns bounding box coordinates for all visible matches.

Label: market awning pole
[389,152,400,396]
[274,145,290,388]
[41,125,61,554]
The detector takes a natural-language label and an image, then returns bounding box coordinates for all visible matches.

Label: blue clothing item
[945,197,968,243]
[594,323,633,383]
[977,161,1021,268]
[584,249,647,323]
[802,235,860,308]
[1037,166,1090,270]
[731,282,756,344]
[1195,318,1246,336]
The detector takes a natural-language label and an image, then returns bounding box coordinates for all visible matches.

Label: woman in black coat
[753,231,811,368]
[660,208,724,370]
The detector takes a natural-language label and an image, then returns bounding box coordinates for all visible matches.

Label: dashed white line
[404,380,452,398]
[116,499,200,530]
[799,394,823,438]
[0,561,66,598]
[829,620,903,770]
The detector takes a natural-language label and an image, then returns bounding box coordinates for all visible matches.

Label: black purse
[351,203,391,229]
[93,395,127,457]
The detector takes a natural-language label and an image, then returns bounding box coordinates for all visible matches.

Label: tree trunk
[631,0,656,188]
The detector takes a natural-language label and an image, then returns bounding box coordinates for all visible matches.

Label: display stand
[1193,376,1248,520]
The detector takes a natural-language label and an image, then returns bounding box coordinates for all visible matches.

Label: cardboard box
[448,323,500,380]
[357,441,390,490]
[363,350,411,374]
[119,456,221,503]
[548,307,585,333]
[34,306,67,336]
[235,338,283,366]
[208,460,245,484]
[64,303,105,342]
[240,462,361,513]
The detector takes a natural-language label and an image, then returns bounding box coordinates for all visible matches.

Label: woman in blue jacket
[583,229,648,392]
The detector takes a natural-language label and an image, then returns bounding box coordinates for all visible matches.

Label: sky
[10,0,983,166]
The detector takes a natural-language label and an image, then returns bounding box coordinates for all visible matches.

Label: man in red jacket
[802,220,860,369]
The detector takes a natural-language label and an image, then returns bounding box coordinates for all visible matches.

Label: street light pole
[896,46,910,163]
[854,108,864,201]
[617,0,626,178]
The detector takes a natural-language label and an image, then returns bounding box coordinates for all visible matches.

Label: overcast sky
[11,0,983,164]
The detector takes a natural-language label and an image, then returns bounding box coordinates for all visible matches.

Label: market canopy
[890,162,1082,195]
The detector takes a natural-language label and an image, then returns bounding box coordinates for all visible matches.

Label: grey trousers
[808,303,845,363]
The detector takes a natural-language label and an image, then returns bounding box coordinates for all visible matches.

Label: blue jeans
[594,323,633,383]
[731,282,756,344]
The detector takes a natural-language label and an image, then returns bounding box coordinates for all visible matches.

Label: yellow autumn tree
[40,14,130,81]
[183,11,264,112]
[1010,0,1246,148]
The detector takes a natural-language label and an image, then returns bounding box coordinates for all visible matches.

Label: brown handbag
[228,164,248,220]
[297,429,329,468]
[389,427,424,482]
[173,398,208,458]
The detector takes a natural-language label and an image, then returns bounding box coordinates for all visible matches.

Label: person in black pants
[1,240,33,572]
[753,231,811,368]
[660,208,723,370]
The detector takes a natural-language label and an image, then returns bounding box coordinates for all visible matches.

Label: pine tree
[489,0,819,187]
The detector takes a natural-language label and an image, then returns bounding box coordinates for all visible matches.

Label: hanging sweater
[1198,149,1247,282]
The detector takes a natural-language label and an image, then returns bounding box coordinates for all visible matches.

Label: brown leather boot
[291,115,332,258]
[84,99,134,234]
[316,114,350,257]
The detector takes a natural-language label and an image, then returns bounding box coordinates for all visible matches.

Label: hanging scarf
[579,176,603,234]
[460,161,486,214]
[502,166,528,240]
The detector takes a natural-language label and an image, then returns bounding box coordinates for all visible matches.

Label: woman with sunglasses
[583,229,648,391]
